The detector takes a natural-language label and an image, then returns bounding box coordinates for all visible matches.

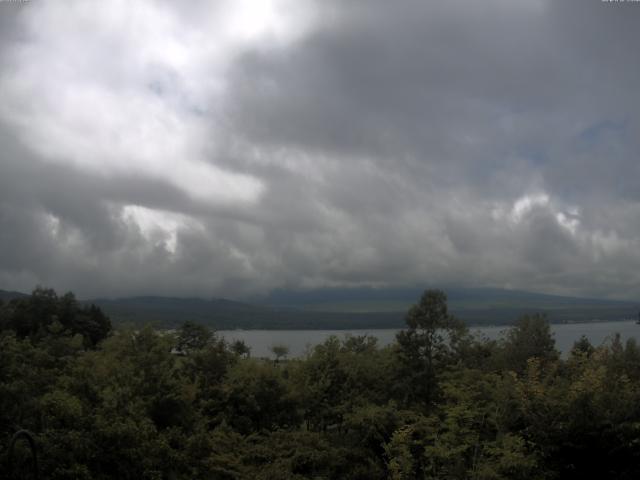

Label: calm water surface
[219,320,640,358]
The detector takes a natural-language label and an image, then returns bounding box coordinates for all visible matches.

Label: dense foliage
[2,288,640,479]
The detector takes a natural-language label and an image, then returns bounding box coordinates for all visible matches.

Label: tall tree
[500,314,558,374]
[395,289,467,407]
[176,321,212,354]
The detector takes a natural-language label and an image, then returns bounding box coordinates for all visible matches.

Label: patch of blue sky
[578,119,627,146]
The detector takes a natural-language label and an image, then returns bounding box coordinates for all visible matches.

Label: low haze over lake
[220,320,639,359]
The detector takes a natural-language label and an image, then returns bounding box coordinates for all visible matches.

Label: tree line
[1,287,640,479]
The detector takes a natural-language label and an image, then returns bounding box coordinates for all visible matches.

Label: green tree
[230,339,251,358]
[499,314,558,374]
[394,289,467,407]
[176,320,213,353]
[222,360,298,434]
[0,287,111,347]
[271,344,290,362]
[570,335,595,358]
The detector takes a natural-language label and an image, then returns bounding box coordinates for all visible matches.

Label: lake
[218,320,640,358]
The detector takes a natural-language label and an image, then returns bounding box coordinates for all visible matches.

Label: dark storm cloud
[1,0,640,299]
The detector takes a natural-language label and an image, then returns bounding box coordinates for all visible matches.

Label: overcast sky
[1,0,640,299]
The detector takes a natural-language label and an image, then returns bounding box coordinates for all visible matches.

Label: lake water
[219,320,640,358]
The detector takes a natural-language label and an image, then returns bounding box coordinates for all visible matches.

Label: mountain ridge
[2,287,637,329]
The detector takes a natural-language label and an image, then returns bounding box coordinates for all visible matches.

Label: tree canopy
[2,287,640,479]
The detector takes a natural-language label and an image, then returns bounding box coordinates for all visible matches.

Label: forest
[2,287,640,479]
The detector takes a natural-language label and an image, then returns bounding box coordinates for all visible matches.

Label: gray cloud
[1,0,640,299]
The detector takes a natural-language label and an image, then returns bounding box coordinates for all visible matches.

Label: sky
[1,0,640,300]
